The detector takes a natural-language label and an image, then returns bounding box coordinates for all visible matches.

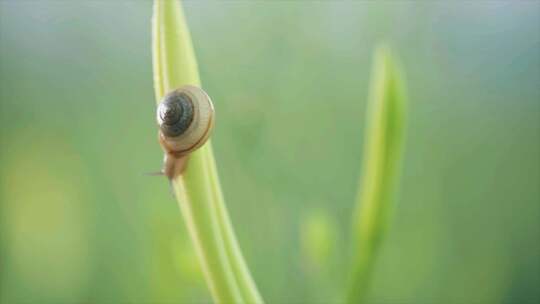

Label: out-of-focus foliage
[349,47,407,304]
[0,1,538,304]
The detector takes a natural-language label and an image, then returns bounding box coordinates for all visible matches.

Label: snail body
[157,85,215,179]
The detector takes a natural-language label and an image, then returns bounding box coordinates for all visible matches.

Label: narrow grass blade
[152,1,263,303]
[205,146,265,304]
[347,46,407,304]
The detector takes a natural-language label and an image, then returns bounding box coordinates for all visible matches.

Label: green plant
[348,46,407,304]
[152,1,406,303]
[152,1,263,303]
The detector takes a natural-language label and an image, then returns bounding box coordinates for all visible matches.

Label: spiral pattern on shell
[157,91,194,137]
[157,85,215,157]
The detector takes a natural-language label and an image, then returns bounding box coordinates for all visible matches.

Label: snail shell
[157,85,215,178]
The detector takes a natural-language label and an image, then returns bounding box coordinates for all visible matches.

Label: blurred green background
[1,1,539,303]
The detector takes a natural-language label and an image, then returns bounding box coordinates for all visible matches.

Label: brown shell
[157,85,215,179]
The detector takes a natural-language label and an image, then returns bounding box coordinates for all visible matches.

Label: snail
[156,85,215,179]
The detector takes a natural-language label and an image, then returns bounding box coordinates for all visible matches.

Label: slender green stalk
[172,152,242,303]
[348,46,407,304]
[152,1,263,303]
[205,146,265,304]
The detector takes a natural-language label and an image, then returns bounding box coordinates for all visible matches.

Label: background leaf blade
[348,46,408,304]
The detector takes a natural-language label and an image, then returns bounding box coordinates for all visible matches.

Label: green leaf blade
[152,1,263,303]
[348,46,408,304]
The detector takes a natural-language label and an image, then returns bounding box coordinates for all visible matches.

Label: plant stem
[152,1,263,303]
[173,150,243,303]
[205,146,265,304]
[347,46,407,304]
